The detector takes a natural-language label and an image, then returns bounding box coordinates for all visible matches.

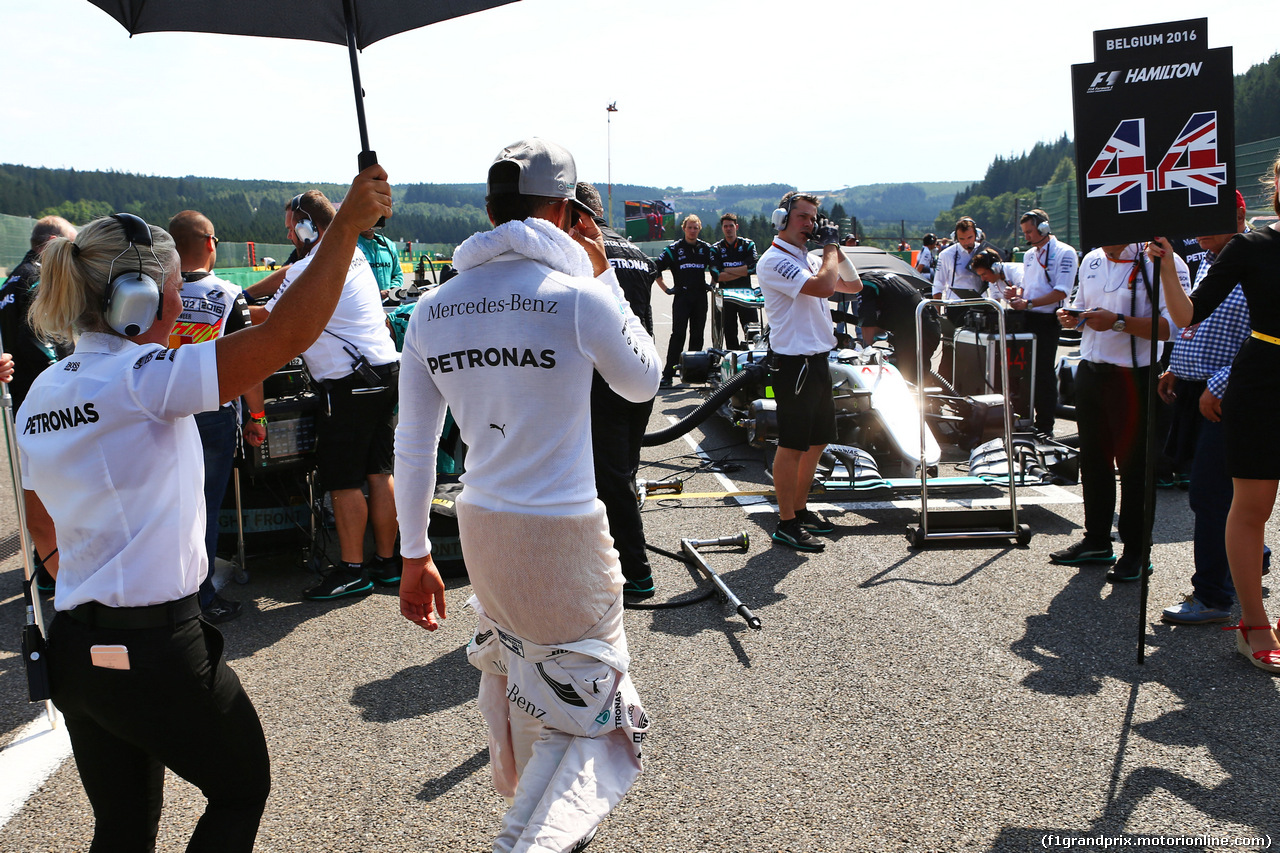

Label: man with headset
[932,217,999,380]
[261,190,402,600]
[1009,209,1078,436]
[1050,242,1189,581]
[758,191,862,551]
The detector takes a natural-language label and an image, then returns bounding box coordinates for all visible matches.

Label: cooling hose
[642,362,767,447]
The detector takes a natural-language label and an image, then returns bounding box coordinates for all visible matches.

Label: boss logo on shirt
[22,402,99,435]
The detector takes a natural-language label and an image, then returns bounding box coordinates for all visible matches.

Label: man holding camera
[1050,243,1189,581]
[261,190,402,600]
[758,192,862,551]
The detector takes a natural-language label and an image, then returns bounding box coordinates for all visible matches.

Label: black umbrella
[87,0,519,170]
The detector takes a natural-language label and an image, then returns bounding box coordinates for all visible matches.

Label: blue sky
[3,1,1273,191]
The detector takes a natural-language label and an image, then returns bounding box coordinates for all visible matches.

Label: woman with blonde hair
[17,166,390,849]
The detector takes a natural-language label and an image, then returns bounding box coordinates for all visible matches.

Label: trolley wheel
[907,526,926,548]
[1016,524,1032,546]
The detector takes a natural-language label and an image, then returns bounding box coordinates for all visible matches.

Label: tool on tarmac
[680,532,761,630]
[635,478,684,502]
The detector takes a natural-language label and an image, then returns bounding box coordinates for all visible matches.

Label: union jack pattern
[1086,118,1155,213]
[1156,111,1227,207]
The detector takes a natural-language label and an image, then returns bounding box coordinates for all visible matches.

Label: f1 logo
[1091,70,1121,88]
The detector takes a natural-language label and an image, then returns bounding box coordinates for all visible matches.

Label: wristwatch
[1112,313,1127,333]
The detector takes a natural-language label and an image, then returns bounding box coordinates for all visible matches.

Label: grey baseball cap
[489,138,578,201]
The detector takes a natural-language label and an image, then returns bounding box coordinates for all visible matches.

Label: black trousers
[722,300,759,351]
[1074,360,1154,552]
[591,373,655,584]
[48,612,270,852]
[1023,311,1063,433]
[664,287,708,376]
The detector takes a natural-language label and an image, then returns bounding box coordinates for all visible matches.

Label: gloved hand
[814,220,841,246]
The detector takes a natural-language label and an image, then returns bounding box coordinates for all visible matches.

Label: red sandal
[1223,621,1280,673]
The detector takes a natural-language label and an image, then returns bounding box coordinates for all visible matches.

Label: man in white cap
[395,138,658,852]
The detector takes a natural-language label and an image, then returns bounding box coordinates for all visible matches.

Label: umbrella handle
[358,150,386,229]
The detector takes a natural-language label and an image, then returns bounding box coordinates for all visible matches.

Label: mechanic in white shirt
[15,169,391,852]
[757,191,862,552]
[916,232,937,283]
[932,217,1000,380]
[1009,209,1079,434]
[261,190,403,601]
[1049,242,1189,582]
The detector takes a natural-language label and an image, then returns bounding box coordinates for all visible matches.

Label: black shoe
[658,376,674,389]
[622,575,656,600]
[34,563,56,594]
[772,518,825,552]
[369,555,402,586]
[303,568,374,600]
[1107,553,1153,584]
[795,508,834,535]
[202,594,243,624]
[1048,539,1116,565]
[569,827,597,853]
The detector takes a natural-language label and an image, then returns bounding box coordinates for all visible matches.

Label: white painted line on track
[669,417,1083,517]
[0,710,70,830]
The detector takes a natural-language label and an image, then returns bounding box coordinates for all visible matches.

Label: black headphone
[771,193,798,231]
[103,212,163,337]
[291,194,319,245]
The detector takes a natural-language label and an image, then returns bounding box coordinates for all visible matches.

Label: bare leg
[365,474,397,559]
[792,445,826,514]
[330,487,368,565]
[1224,477,1280,653]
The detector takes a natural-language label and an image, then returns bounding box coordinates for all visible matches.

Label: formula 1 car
[644,247,1078,494]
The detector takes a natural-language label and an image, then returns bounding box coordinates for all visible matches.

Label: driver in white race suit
[395,138,659,853]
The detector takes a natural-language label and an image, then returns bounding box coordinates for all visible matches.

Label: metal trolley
[907,297,1031,547]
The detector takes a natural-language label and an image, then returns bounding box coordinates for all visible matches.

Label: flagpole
[606,102,617,229]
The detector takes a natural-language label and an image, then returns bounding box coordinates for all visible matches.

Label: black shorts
[771,352,836,451]
[316,362,399,491]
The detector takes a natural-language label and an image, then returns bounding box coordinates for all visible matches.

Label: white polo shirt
[1070,245,1190,368]
[916,245,934,282]
[757,239,836,356]
[933,243,999,303]
[1020,237,1078,313]
[265,242,398,380]
[17,333,221,610]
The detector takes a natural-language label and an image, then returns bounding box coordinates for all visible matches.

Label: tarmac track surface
[1,297,1278,852]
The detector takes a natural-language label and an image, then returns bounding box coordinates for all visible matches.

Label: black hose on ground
[642,362,767,447]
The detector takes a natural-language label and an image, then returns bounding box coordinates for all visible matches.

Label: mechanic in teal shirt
[357,226,404,300]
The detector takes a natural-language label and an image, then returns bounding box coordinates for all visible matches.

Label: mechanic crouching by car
[758,192,862,552]
[1050,242,1189,582]
[654,214,713,387]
